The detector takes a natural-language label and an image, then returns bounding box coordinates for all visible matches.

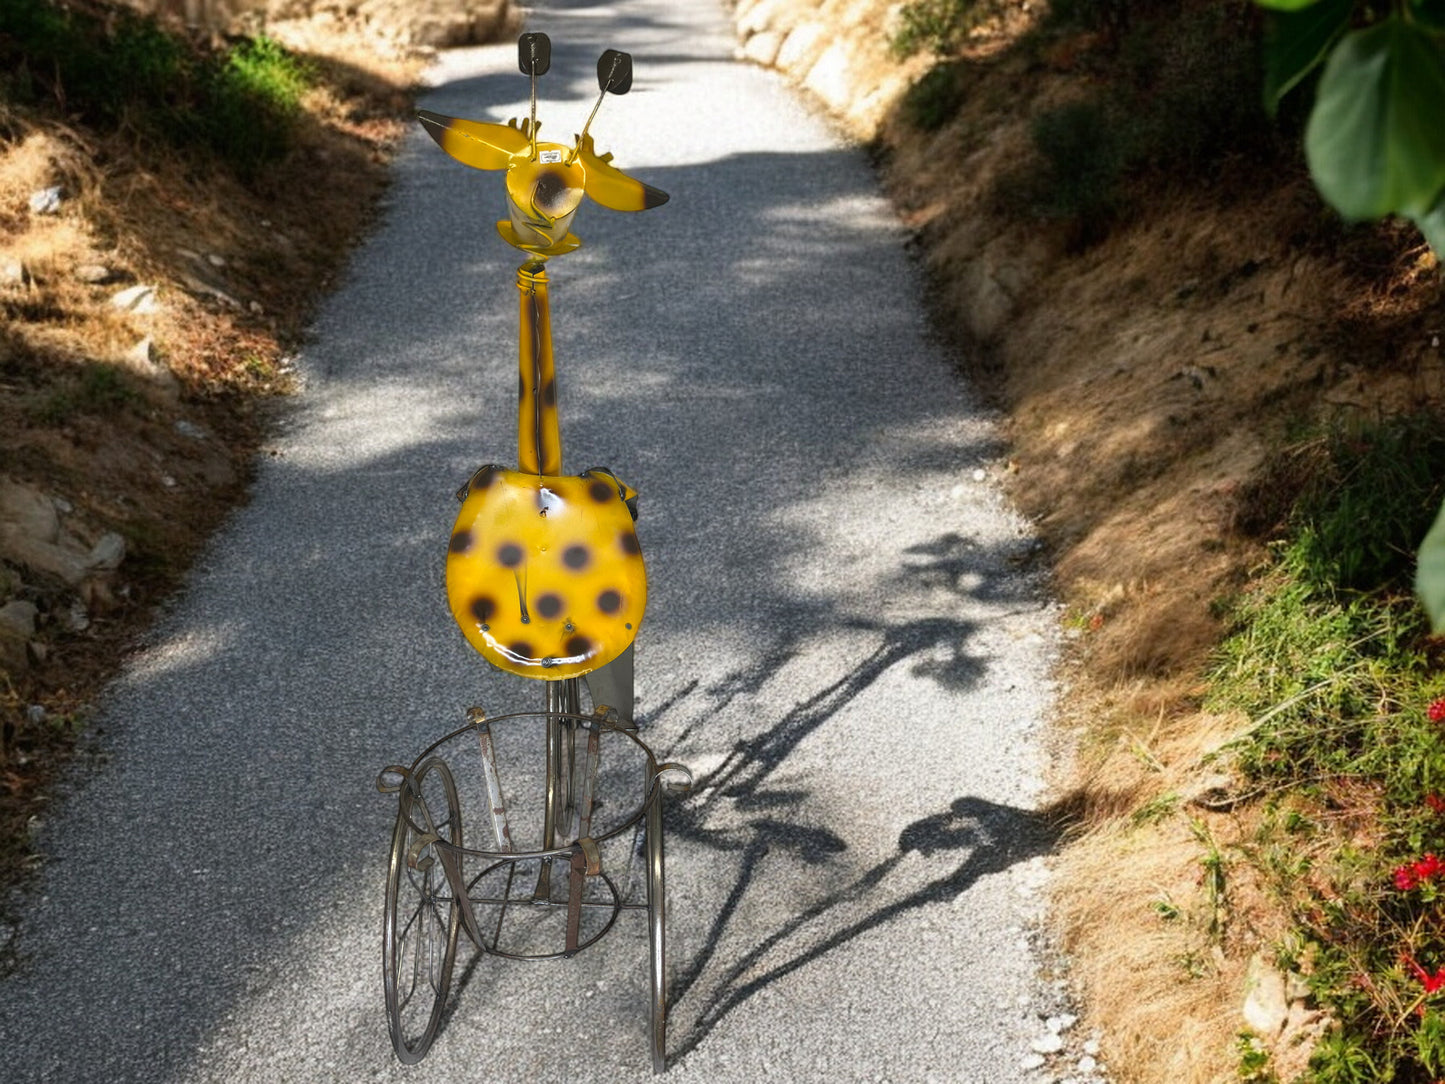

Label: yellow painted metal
[417,112,529,172]
[446,468,646,679]
[516,263,561,476]
[416,111,668,257]
[419,82,667,680]
[572,134,669,212]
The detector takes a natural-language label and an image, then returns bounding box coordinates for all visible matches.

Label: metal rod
[475,723,515,853]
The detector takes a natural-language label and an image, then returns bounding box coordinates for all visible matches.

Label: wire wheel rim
[383,756,463,1064]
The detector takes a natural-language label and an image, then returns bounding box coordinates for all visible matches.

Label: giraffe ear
[418,111,529,172]
[575,134,669,211]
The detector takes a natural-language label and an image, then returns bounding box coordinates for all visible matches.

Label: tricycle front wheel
[383,755,463,1064]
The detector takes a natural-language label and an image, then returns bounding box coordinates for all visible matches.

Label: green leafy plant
[1211,416,1445,1079]
[890,0,1005,57]
[1255,0,1445,253]
[0,1,312,176]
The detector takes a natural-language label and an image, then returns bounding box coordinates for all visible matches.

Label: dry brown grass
[0,4,429,899]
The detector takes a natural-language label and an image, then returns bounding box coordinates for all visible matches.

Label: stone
[0,600,39,638]
[1019,1052,1046,1071]
[1048,1013,1078,1033]
[0,478,60,545]
[28,186,63,215]
[174,419,208,440]
[1243,952,1290,1039]
[0,600,37,673]
[776,22,827,74]
[76,264,118,284]
[0,256,29,286]
[1030,1031,1065,1055]
[111,284,159,314]
[802,41,854,113]
[87,532,126,572]
[741,29,783,67]
[0,479,109,585]
[120,338,180,400]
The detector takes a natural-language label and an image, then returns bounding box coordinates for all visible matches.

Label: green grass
[1207,414,1445,1081]
[890,0,1006,57]
[27,364,141,425]
[0,0,313,177]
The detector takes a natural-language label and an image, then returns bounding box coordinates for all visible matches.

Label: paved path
[0,2,1062,1080]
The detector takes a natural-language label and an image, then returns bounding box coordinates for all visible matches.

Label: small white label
[539,149,563,164]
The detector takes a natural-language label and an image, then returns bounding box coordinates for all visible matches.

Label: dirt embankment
[0,1,511,901]
[726,0,1444,1080]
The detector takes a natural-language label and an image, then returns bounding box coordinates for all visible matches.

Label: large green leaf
[1264,0,1354,114]
[1256,0,1326,10]
[1412,0,1445,32]
[1417,496,1445,631]
[1411,188,1445,255]
[1305,19,1445,219]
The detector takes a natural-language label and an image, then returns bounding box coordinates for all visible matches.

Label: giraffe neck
[516,261,561,475]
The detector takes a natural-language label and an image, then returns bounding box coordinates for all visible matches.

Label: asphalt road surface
[0,1,1065,1080]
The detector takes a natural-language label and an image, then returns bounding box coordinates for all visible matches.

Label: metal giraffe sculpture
[421,34,667,685]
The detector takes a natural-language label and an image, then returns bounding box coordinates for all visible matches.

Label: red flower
[1405,953,1445,994]
[1394,853,1445,891]
[1429,699,1445,723]
[1428,794,1445,816]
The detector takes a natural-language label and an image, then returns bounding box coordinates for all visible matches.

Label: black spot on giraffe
[498,542,524,568]
[509,640,534,661]
[535,593,564,619]
[619,531,641,556]
[565,634,593,658]
[563,544,590,570]
[449,530,474,554]
[589,479,614,503]
[541,379,557,407]
[597,589,622,614]
[470,596,497,623]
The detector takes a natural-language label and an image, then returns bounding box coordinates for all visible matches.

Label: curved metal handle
[376,765,410,794]
[655,762,694,796]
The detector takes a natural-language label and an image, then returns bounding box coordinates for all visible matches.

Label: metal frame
[378,692,691,1071]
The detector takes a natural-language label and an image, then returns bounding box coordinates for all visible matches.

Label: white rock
[1019,1053,1046,1071]
[207,253,226,267]
[28,186,63,214]
[1049,1013,1078,1033]
[87,532,126,571]
[111,284,159,314]
[26,704,46,725]
[1243,952,1290,1038]
[1082,1038,1101,1056]
[972,468,987,482]
[0,256,29,285]
[126,337,157,365]
[174,419,208,440]
[75,264,116,284]
[1078,1055,1097,1073]
[1030,1032,1065,1055]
